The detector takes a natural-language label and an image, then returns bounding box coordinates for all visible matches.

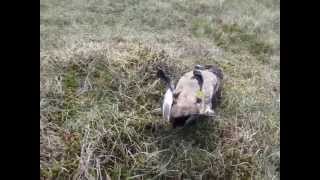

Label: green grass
[40,0,279,179]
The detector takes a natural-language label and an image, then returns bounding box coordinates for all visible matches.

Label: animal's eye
[196,97,202,103]
[173,92,180,98]
[173,99,177,104]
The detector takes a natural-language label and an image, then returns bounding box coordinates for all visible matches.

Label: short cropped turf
[40,0,279,179]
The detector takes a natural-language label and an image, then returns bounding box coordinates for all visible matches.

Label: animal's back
[175,71,199,95]
[175,70,219,100]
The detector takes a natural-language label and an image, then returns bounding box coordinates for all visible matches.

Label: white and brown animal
[158,65,223,128]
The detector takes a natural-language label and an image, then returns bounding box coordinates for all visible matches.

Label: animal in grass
[157,64,223,128]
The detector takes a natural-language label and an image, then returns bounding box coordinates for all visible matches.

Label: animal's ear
[156,68,167,81]
[157,68,175,90]
[205,65,223,80]
[196,97,202,103]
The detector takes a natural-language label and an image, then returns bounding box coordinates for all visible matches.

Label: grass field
[40,0,280,179]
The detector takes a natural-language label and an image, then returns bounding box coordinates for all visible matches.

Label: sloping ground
[40,0,279,179]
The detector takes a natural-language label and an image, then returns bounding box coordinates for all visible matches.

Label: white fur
[162,88,173,121]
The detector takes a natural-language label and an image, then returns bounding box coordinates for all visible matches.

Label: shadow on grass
[144,117,221,153]
[135,117,226,178]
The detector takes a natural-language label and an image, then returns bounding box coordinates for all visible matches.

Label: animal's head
[170,81,201,117]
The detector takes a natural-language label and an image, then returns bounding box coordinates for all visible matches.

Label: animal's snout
[170,104,199,119]
[170,115,191,127]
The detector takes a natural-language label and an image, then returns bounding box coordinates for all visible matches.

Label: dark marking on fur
[173,91,181,98]
[212,86,222,109]
[193,69,203,91]
[157,68,174,90]
[204,65,224,80]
